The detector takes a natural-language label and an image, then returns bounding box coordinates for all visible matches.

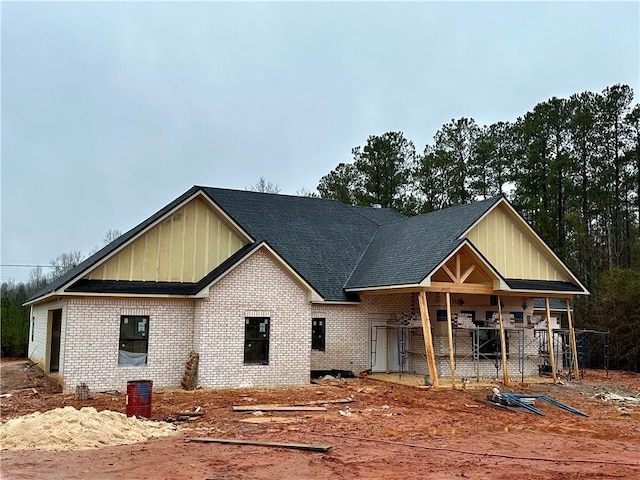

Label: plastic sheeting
[118,350,147,366]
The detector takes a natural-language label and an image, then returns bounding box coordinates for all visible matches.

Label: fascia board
[344,283,424,293]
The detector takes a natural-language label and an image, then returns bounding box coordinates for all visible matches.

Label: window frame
[119,315,150,365]
[311,317,326,352]
[244,317,270,365]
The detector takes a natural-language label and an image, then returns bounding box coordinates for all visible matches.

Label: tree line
[318,83,639,371]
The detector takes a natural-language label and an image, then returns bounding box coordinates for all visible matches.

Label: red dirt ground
[1,360,639,480]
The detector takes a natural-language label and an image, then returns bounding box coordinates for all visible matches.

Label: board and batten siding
[83,197,247,283]
[466,204,569,281]
[28,299,68,378]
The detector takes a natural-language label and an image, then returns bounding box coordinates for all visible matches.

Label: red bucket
[126,380,153,418]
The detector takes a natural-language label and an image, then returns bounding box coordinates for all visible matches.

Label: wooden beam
[455,254,461,283]
[497,296,509,386]
[445,292,456,389]
[185,437,332,452]
[566,298,580,380]
[459,264,476,284]
[418,290,439,388]
[442,264,457,283]
[232,406,326,412]
[544,297,558,383]
[428,282,494,294]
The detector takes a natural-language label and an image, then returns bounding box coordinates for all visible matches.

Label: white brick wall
[310,293,413,374]
[193,249,312,388]
[63,297,194,392]
[35,265,564,391]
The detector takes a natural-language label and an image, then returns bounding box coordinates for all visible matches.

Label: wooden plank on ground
[232,405,327,412]
[292,398,354,406]
[185,437,332,452]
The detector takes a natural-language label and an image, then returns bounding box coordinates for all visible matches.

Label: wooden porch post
[418,291,439,388]
[544,297,558,383]
[566,298,580,380]
[497,296,509,386]
[445,292,456,389]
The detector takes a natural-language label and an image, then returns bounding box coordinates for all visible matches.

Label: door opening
[49,309,62,372]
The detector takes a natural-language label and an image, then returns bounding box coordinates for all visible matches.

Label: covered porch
[357,243,583,389]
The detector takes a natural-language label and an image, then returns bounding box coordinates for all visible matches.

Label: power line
[1,264,58,268]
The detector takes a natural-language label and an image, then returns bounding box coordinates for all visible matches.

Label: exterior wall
[311,293,413,374]
[28,298,68,380]
[193,249,312,388]
[62,297,194,392]
[466,204,569,281]
[84,196,247,283]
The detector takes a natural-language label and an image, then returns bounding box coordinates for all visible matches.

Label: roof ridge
[200,185,340,203]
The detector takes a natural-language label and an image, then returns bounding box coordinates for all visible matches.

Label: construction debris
[592,390,640,405]
[185,437,331,452]
[487,392,588,417]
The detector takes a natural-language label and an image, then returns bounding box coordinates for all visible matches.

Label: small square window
[436,310,447,322]
[312,318,326,351]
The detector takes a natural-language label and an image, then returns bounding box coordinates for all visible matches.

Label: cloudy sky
[1,1,638,283]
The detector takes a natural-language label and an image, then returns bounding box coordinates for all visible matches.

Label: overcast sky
[1,1,638,283]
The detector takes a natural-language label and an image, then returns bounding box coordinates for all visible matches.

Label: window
[312,318,325,351]
[119,316,149,366]
[244,317,270,364]
[436,310,447,322]
[511,311,524,324]
[471,312,508,359]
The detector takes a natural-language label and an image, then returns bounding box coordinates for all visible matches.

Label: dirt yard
[1,359,639,480]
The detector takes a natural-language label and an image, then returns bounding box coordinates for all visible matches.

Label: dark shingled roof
[505,279,584,293]
[345,196,502,289]
[200,187,402,301]
[27,186,587,304]
[533,298,570,311]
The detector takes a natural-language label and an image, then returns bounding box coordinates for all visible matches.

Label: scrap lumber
[293,398,354,406]
[181,352,199,390]
[232,405,326,412]
[185,437,332,452]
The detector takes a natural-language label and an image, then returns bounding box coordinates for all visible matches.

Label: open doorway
[49,309,62,372]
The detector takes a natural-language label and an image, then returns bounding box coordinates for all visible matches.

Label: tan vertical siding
[466,204,568,281]
[83,197,248,283]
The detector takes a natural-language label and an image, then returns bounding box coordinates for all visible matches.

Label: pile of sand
[0,406,177,451]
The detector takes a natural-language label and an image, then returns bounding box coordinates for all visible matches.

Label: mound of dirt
[0,406,176,451]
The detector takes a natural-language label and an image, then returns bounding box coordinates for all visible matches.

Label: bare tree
[49,250,84,280]
[28,266,49,290]
[295,187,319,197]
[249,177,281,194]
[103,229,122,245]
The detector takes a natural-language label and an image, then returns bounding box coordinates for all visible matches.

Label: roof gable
[345,197,502,289]
[27,186,205,303]
[464,198,588,293]
[83,196,248,283]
